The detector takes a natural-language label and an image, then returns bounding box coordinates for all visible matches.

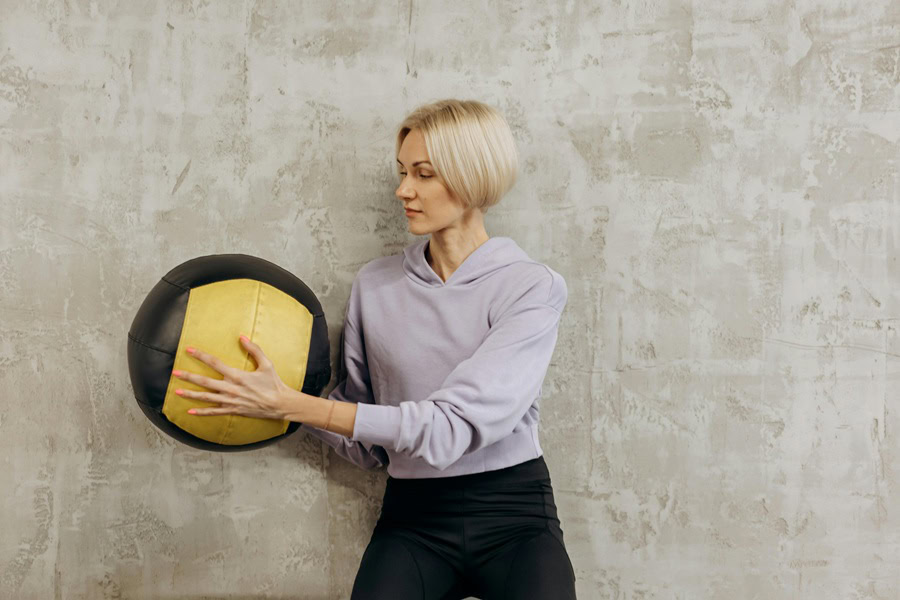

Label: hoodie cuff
[351,403,402,448]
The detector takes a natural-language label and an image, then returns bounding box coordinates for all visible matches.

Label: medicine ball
[127,254,332,452]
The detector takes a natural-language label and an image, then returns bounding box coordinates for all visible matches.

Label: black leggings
[350,456,577,600]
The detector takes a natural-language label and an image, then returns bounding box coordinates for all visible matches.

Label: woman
[175,99,577,599]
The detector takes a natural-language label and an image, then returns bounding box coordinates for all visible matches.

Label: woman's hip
[378,456,560,524]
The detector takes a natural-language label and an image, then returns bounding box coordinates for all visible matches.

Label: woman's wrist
[281,388,358,438]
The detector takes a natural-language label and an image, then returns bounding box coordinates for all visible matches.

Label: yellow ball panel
[162,278,314,445]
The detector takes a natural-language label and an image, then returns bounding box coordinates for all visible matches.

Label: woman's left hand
[172,335,292,420]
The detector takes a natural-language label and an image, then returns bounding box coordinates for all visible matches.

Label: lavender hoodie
[299,236,568,479]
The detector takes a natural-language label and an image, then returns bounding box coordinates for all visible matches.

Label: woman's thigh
[470,525,577,600]
[350,529,470,600]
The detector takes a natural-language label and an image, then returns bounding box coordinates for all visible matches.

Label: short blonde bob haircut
[395,99,518,214]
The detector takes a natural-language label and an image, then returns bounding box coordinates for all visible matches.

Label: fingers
[172,369,234,394]
[187,346,240,378]
[188,406,237,416]
[175,388,235,404]
[177,390,245,416]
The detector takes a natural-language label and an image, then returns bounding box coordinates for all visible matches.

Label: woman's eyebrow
[397,159,432,167]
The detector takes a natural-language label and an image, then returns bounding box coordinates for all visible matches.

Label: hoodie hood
[402,236,530,288]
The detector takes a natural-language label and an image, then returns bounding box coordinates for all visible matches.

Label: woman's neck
[426,229,491,283]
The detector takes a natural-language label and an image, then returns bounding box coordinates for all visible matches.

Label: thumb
[240,335,273,370]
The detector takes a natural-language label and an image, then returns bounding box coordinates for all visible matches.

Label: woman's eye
[398,172,432,179]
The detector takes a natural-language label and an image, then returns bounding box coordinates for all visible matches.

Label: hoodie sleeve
[299,276,388,471]
[350,270,567,471]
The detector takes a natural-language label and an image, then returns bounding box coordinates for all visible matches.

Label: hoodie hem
[382,424,542,479]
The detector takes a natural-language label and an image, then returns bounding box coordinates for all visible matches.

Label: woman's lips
[405,209,421,216]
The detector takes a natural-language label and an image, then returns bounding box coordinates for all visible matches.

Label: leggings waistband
[385,456,550,491]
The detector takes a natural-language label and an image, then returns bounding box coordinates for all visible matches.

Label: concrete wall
[2,0,898,598]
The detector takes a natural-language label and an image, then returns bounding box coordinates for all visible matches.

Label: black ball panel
[127,254,331,452]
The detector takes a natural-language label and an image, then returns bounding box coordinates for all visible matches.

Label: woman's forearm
[282,388,358,438]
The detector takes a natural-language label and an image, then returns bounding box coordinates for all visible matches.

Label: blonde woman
[179,99,576,598]
[298,99,578,599]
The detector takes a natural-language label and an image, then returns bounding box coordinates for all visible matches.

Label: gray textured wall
[2,0,899,598]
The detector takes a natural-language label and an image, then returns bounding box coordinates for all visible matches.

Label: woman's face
[396,128,466,233]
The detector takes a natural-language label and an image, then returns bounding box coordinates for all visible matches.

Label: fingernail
[188,409,196,414]
[240,335,248,342]
[172,370,182,377]
[175,389,183,395]
[186,347,195,354]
